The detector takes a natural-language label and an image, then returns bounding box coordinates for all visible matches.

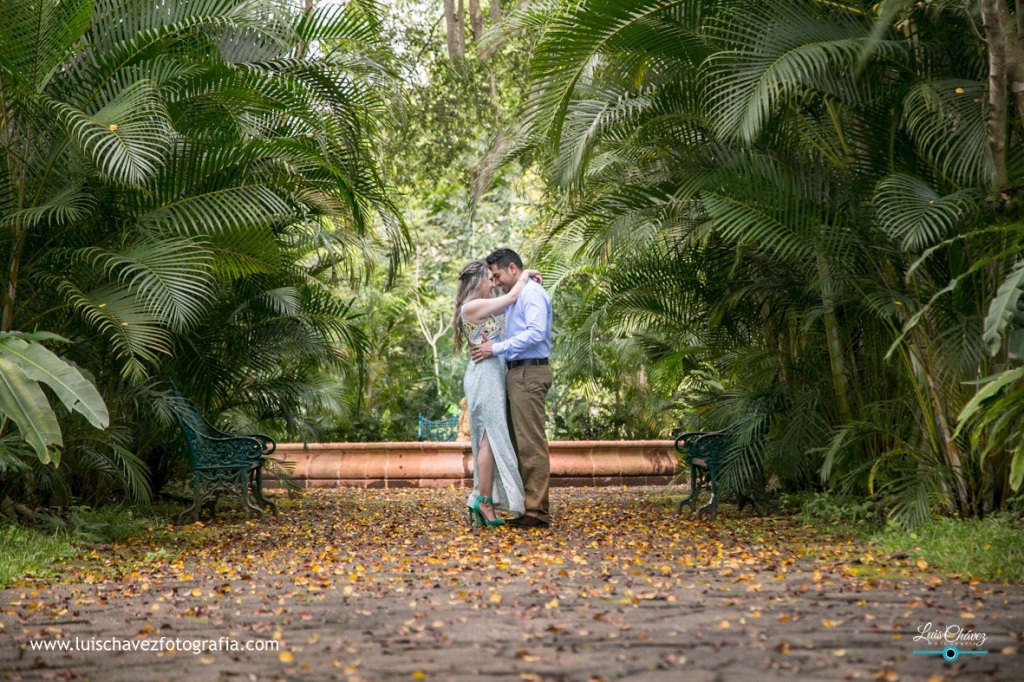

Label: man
[471,248,553,528]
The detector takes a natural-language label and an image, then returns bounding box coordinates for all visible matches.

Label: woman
[453,260,540,527]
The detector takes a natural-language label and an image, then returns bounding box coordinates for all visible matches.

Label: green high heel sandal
[473,495,505,527]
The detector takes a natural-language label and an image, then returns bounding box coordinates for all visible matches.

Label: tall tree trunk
[296,0,315,60]
[914,331,972,515]
[979,0,1010,189]
[469,0,484,41]
[444,0,465,59]
[1,230,24,332]
[986,0,1024,118]
[817,254,854,426]
[490,0,501,21]
[457,0,467,55]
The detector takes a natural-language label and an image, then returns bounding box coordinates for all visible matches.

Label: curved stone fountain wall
[275,440,676,488]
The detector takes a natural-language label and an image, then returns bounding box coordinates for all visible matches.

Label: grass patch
[871,515,1024,583]
[0,524,77,588]
[68,503,179,544]
[0,504,183,588]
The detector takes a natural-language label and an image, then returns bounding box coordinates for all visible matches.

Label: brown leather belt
[506,358,549,369]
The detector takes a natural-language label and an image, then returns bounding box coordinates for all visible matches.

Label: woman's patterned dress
[460,309,526,516]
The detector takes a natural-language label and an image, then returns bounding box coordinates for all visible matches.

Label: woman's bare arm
[462,270,542,324]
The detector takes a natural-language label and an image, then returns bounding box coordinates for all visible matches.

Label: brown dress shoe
[508,515,549,528]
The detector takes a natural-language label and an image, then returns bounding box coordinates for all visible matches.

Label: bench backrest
[169,378,270,468]
[417,414,459,441]
[674,431,728,466]
[167,379,218,467]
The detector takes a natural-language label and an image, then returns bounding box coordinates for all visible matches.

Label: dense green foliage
[3,0,1022,529]
[314,1,683,442]
[0,0,404,505]
[513,0,1024,522]
[305,0,540,440]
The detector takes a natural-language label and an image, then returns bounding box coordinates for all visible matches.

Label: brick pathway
[1,488,1021,681]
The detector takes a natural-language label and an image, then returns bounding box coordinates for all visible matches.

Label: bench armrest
[199,417,274,450]
[192,433,267,468]
[202,420,276,455]
[674,430,725,453]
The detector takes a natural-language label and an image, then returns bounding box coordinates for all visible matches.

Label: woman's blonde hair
[452,260,490,353]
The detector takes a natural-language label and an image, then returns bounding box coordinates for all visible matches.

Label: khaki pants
[505,364,553,522]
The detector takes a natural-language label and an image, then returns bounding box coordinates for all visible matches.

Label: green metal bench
[169,379,278,523]
[674,430,763,521]
[417,413,459,441]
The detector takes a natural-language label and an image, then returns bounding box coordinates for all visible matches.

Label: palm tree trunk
[979,0,1009,188]
[986,0,1024,116]
[296,0,315,60]
[817,254,854,425]
[914,331,971,514]
[1,230,24,332]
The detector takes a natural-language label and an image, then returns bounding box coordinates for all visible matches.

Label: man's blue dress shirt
[492,280,552,361]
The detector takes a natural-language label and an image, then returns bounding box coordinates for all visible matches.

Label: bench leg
[697,477,720,522]
[177,471,206,522]
[250,465,278,516]
[179,468,264,522]
[176,493,202,524]
[697,494,718,521]
[234,468,263,519]
[676,463,703,515]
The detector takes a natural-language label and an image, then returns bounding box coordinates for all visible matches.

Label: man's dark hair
[485,248,523,271]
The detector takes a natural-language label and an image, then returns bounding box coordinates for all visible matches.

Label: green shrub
[779,492,882,529]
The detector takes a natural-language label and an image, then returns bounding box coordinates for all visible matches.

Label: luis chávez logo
[912,622,989,661]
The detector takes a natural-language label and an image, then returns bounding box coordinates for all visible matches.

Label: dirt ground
[2,487,1021,681]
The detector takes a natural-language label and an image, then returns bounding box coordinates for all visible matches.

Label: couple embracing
[452,248,553,529]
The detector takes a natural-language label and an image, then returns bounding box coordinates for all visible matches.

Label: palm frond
[875,173,980,251]
[705,0,901,142]
[76,238,215,330]
[900,79,992,187]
